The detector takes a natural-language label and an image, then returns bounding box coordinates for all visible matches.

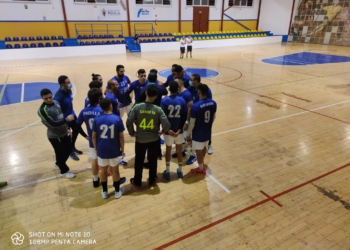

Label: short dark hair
[137,69,146,75]
[174,65,183,73]
[174,77,184,85]
[88,88,102,106]
[91,73,101,81]
[40,88,52,97]
[192,74,201,82]
[172,64,178,68]
[197,84,209,97]
[116,65,124,72]
[99,98,111,111]
[169,81,179,94]
[107,80,116,89]
[58,75,68,85]
[89,80,102,89]
[150,69,158,74]
[148,72,157,83]
[146,84,158,97]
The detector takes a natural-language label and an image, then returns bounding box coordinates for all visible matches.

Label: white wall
[0,1,63,21]
[258,0,295,35]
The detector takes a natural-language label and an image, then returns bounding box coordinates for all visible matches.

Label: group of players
[38,64,216,199]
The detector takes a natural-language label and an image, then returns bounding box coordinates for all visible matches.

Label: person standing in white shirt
[186,35,193,60]
[180,36,186,60]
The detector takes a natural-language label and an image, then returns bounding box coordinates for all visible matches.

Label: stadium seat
[151,39,156,42]
[85,42,91,45]
[13,37,19,41]
[139,40,142,43]
[30,43,36,48]
[149,33,153,37]
[159,33,163,37]
[51,36,57,40]
[172,37,176,41]
[91,42,96,45]
[83,35,88,39]
[5,37,11,41]
[6,44,12,49]
[60,42,66,46]
[53,42,59,47]
[104,35,108,38]
[148,39,152,42]
[14,44,20,48]
[102,41,106,45]
[121,40,126,44]
[168,33,172,36]
[111,40,116,44]
[88,35,93,39]
[21,37,27,41]
[94,35,99,39]
[80,42,84,46]
[77,35,83,39]
[106,41,111,45]
[38,43,44,47]
[45,43,51,47]
[116,40,121,44]
[23,44,29,48]
[99,35,104,38]
[167,38,171,42]
[58,36,64,39]
[44,36,50,40]
[37,36,42,40]
[162,38,166,42]
[96,41,101,45]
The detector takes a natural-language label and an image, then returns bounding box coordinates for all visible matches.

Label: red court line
[260,190,283,207]
[154,162,350,250]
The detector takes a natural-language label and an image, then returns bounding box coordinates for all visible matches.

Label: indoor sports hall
[1,0,350,249]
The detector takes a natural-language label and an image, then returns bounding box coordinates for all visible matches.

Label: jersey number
[100,124,115,139]
[168,105,181,118]
[139,118,154,130]
[204,110,210,123]
[89,118,94,130]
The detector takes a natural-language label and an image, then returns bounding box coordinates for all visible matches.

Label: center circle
[158,67,219,79]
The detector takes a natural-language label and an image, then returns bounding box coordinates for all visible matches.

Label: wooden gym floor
[1,42,350,250]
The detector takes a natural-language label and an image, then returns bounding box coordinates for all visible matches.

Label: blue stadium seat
[14,44,21,48]
[5,37,11,41]
[116,40,121,44]
[30,43,36,48]
[145,34,149,37]
[23,44,29,48]
[45,43,51,47]
[83,35,88,39]
[172,37,176,41]
[58,36,64,39]
[53,42,59,47]
[37,36,43,40]
[80,42,84,46]
[51,36,57,40]
[89,35,93,39]
[159,33,163,37]
[162,38,166,42]
[60,42,66,46]
[21,37,27,41]
[109,34,114,38]
[104,35,108,38]
[77,35,82,39]
[148,39,152,42]
[44,36,50,40]
[91,42,96,45]
[168,33,172,36]
[93,35,98,39]
[111,40,116,44]
[149,33,153,37]
[106,41,111,44]
[167,38,171,42]
[98,35,103,38]
[38,43,44,47]
[13,37,19,41]
[85,42,91,45]
[121,40,126,44]
[96,41,101,45]
[102,41,107,45]
[139,34,144,37]
[118,34,123,38]
[29,36,35,41]
[139,40,142,44]
[6,44,12,49]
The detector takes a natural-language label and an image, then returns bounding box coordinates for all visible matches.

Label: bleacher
[4,35,65,49]
[75,24,125,46]
[173,30,271,41]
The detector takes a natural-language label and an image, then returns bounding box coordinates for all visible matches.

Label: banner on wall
[100,8,122,19]
[136,8,152,19]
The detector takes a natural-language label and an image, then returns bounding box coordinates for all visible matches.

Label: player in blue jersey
[105,79,120,116]
[186,84,216,175]
[110,65,132,119]
[174,65,190,88]
[77,89,105,187]
[84,80,103,108]
[161,81,187,180]
[125,69,148,103]
[92,98,126,199]
[150,69,164,85]
[164,64,177,88]
[189,74,214,155]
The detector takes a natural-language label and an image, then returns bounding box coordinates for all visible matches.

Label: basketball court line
[20,83,24,103]
[2,98,350,193]
[154,161,350,249]
[0,74,9,104]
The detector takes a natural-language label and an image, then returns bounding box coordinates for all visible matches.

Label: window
[186,0,215,6]
[74,0,117,3]
[4,0,50,2]
[136,0,170,5]
[229,0,253,6]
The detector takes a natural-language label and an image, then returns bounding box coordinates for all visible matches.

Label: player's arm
[119,132,125,155]
[159,108,171,133]
[187,118,196,136]
[38,106,73,127]
[126,107,137,136]
[92,131,97,152]
[184,100,193,131]
[178,107,187,135]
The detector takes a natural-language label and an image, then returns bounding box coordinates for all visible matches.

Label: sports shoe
[172,151,186,158]
[72,148,83,155]
[160,138,164,144]
[93,177,100,188]
[208,145,213,155]
[0,181,8,188]
[186,155,197,165]
[163,170,170,180]
[119,177,126,185]
[60,172,76,179]
[130,178,142,187]
[190,167,206,175]
[70,152,79,161]
[177,168,183,178]
[120,160,128,166]
[101,190,108,199]
[115,186,126,199]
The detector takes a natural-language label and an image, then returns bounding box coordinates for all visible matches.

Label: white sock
[178,163,183,172]
[166,162,170,173]
[198,163,203,170]
[93,175,99,181]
